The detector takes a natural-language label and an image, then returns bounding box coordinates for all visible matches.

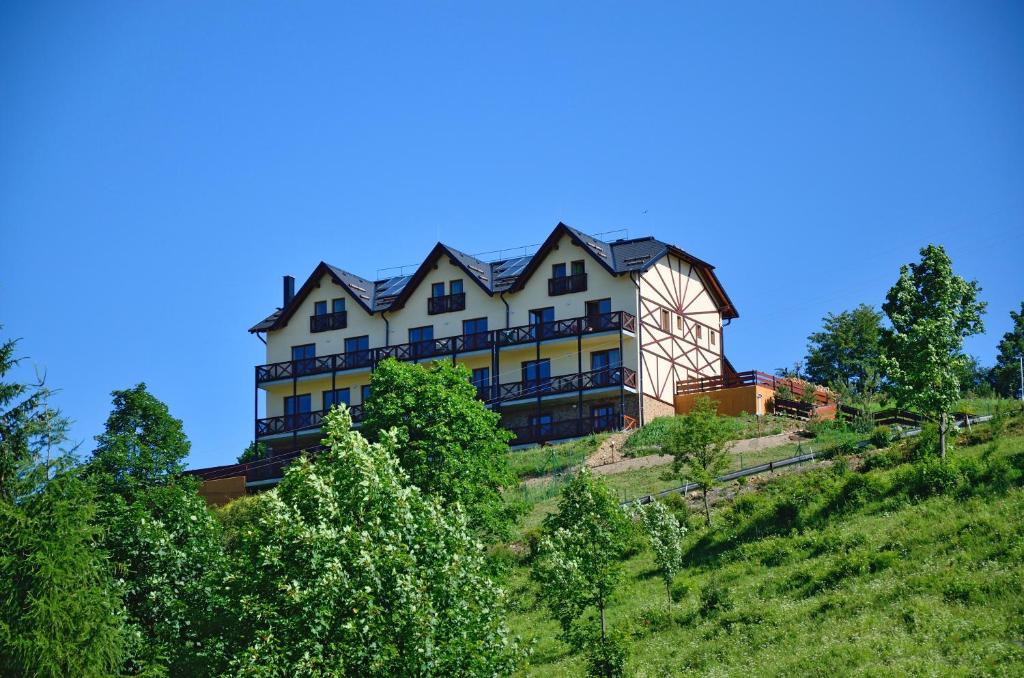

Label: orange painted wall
[198,476,247,507]
[674,384,774,417]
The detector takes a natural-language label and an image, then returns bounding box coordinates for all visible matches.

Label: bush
[836,473,889,509]
[893,457,964,499]
[585,634,627,678]
[870,425,894,449]
[698,580,733,616]
[908,423,956,461]
[860,449,904,472]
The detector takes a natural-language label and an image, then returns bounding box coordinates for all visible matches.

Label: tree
[881,244,986,458]
[668,396,731,526]
[86,384,227,676]
[991,302,1024,398]
[89,383,190,495]
[532,469,635,665]
[237,440,267,464]
[360,359,519,539]
[0,333,126,676]
[220,407,523,676]
[629,500,687,603]
[804,304,884,397]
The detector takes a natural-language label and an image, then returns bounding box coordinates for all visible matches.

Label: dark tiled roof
[249,222,737,332]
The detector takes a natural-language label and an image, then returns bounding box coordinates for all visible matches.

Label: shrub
[585,634,627,678]
[870,425,894,449]
[699,580,733,616]
[861,449,904,472]
[836,473,889,509]
[893,457,964,499]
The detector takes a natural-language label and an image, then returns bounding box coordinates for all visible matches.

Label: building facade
[248,222,738,454]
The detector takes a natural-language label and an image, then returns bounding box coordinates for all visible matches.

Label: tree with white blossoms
[532,469,635,676]
[881,244,985,458]
[630,500,687,603]
[220,405,523,677]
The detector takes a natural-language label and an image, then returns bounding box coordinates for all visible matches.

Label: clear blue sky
[2,2,1021,470]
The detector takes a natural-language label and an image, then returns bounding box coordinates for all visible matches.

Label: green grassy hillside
[503,415,1024,676]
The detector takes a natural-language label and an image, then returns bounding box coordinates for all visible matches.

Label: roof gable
[248,261,376,333]
[387,243,493,310]
[507,222,619,292]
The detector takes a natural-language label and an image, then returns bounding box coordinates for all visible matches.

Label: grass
[505,433,609,480]
[502,415,1024,676]
[623,412,792,456]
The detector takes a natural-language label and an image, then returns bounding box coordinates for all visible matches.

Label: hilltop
[501,411,1024,676]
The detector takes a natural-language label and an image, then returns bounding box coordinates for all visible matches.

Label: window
[450,279,464,295]
[284,394,312,428]
[522,359,551,395]
[585,298,611,324]
[529,307,555,339]
[314,301,327,316]
[571,260,585,276]
[711,329,717,345]
[345,335,369,354]
[291,344,316,361]
[551,262,566,278]
[528,413,553,437]
[323,388,350,410]
[695,324,703,340]
[431,282,445,298]
[409,325,434,358]
[660,309,670,332]
[591,349,621,386]
[471,367,490,397]
[332,298,346,313]
[463,317,488,335]
[361,385,371,403]
[591,404,616,431]
[676,315,683,331]
[462,317,489,350]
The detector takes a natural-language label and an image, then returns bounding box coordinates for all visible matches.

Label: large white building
[247,222,738,454]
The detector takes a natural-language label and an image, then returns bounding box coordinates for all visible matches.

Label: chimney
[283,275,295,306]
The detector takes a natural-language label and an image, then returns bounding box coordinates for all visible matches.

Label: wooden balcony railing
[548,273,588,296]
[255,311,637,384]
[256,404,365,439]
[309,311,348,333]
[508,410,627,446]
[488,366,636,403]
[427,293,466,315]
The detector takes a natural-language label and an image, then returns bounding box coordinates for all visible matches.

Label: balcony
[508,410,635,446]
[548,273,588,296]
[255,404,365,439]
[254,311,637,385]
[310,311,348,333]
[427,293,466,315]
[491,366,636,404]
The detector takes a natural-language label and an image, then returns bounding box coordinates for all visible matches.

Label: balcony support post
[577,331,583,418]
[492,343,500,413]
[253,373,258,443]
[535,333,542,422]
[292,374,298,448]
[619,325,625,429]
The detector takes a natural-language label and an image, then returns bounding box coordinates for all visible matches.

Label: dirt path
[586,430,801,477]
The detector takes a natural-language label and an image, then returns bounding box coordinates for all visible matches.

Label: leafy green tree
[991,302,1024,398]
[89,383,189,495]
[361,359,519,539]
[881,245,986,457]
[629,500,687,602]
[237,440,267,463]
[668,396,731,526]
[220,407,523,676]
[87,383,227,676]
[955,355,994,398]
[0,333,126,676]
[532,469,635,657]
[804,304,884,397]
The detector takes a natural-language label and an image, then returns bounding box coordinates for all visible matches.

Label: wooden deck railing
[676,370,831,405]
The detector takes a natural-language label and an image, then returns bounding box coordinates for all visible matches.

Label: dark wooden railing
[508,410,627,445]
[256,311,637,384]
[309,311,348,333]
[256,404,365,439]
[427,293,466,315]
[488,366,637,403]
[548,273,588,296]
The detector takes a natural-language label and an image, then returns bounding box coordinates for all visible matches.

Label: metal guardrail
[622,414,993,506]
